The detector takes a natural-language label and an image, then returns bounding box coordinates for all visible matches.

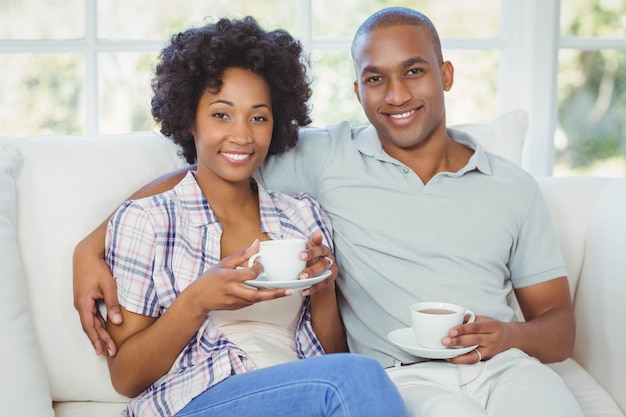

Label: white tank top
[210,292,304,369]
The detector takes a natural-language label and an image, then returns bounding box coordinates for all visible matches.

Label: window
[1,0,624,177]
[555,0,626,177]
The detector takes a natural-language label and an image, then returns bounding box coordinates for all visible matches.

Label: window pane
[561,0,626,37]
[444,50,498,125]
[308,49,498,129]
[555,50,626,177]
[309,51,368,128]
[0,54,84,136]
[312,0,500,38]
[0,0,84,39]
[98,0,297,40]
[98,52,158,135]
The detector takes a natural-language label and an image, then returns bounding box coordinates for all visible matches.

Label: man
[74,7,583,416]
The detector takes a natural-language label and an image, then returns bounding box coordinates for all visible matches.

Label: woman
[104,16,408,417]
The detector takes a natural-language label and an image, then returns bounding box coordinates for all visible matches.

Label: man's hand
[73,238,121,357]
[442,316,513,364]
[442,277,575,365]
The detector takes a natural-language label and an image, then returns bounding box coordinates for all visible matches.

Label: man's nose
[385,79,412,105]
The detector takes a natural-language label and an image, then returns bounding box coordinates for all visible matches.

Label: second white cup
[247,239,307,281]
[410,301,476,349]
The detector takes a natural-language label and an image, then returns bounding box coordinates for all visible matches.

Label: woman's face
[192,67,273,185]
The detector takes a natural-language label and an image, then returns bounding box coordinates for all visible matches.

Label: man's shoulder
[123,174,194,216]
[298,120,369,141]
[487,153,535,183]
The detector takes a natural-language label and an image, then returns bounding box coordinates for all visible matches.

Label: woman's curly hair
[151,16,312,164]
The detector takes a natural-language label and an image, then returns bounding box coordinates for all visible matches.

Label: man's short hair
[351,7,443,64]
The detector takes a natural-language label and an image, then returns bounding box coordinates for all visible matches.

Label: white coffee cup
[247,239,306,281]
[410,302,476,349]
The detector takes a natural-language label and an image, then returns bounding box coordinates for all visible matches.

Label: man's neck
[386,134,474,184]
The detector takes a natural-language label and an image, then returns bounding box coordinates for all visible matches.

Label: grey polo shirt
[256,121,566,367]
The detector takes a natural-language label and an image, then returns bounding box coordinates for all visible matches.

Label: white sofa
[1,111,625,416]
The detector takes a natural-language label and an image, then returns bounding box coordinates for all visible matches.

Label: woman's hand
[298,231,337,296]
[187,240,293,314]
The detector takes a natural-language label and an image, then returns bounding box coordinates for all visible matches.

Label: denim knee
[326,353,390,381]
[315,353,409,416]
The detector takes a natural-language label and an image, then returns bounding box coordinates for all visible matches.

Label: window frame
[1,0,625,176]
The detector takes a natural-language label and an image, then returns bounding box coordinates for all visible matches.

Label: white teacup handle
[464,309,476,324]
[248,253,262,268]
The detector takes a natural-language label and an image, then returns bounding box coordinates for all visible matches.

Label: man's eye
[366,76,382,83]
[408,68,424,75]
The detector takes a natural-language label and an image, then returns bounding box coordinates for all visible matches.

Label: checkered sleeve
[289,192,334,358]
[292,192,334,254]
[105,200,160,317]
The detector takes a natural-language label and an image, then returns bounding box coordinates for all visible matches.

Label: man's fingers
[101,278,123,325]
[94,317,118,357]
[74,297,106,355]
[83,319,107,356]
[447,348,482,365]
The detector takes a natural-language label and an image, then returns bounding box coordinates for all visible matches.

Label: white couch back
[0,111,529,415]
[0,133,186,416]
[2,111,624,416]
[538,176,626,412]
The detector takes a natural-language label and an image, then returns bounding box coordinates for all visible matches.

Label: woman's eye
[213,112,228,119]
[252,116,268,122]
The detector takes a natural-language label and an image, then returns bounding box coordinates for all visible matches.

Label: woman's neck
[194,169,267,258]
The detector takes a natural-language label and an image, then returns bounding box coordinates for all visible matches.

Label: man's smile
[387,109,415,119]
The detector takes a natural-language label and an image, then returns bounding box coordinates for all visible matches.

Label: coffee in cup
[247,239,306,281]
[410,301,476,349]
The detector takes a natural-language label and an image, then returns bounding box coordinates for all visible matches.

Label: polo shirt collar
[352,124,492,175]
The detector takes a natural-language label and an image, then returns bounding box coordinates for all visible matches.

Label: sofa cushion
[0,146,54,417]
[0,132,186,403]
[536,177,610,302]
[54,401,126,417]
[549,359,624,417]
[572,178,626,413]
[452,108,527,166]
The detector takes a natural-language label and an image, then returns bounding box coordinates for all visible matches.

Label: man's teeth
[390,110,414,119]
[222,152,249,161]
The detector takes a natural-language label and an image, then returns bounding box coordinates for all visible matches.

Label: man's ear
[441,61,454,92]
[353,80,362,103]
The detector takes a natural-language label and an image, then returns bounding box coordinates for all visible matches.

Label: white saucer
[388,328,479,359]
[244,269,332,290]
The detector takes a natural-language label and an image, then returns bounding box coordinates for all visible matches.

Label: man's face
[353,25,453,155]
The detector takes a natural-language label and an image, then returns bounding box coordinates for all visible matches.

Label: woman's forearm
[309,283,348,353]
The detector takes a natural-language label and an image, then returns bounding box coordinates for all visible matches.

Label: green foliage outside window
[556,0,626,176]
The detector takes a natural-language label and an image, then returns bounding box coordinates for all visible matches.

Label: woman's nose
[228,121,253,144]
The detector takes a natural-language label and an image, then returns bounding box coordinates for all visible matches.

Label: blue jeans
[175,353,408,417]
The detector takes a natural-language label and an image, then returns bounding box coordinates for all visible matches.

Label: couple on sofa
[73,7,584,417]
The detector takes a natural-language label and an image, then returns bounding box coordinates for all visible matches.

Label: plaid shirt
[105,171,332,417]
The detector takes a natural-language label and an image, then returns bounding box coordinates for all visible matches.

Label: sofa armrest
[572,178,626,413]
